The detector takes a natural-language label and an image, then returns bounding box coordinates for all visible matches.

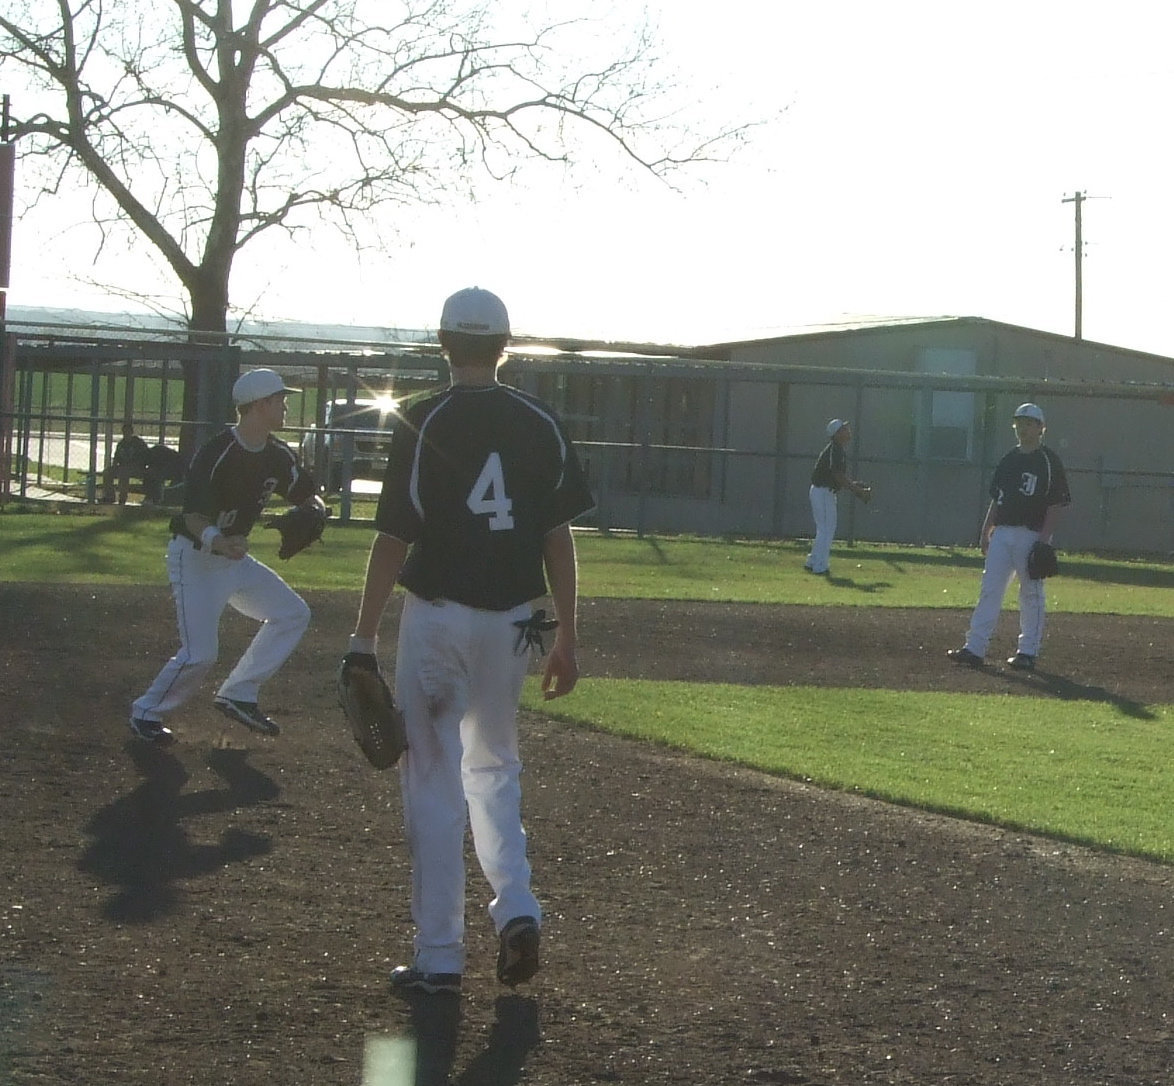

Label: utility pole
[0,95,12,328]
[1,95,14,500]
[1061,190,1085,340]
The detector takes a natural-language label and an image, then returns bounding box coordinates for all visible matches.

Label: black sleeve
[181,438,222,519]
[285,465,318,504]
[1045,449,1072,507]
[374,411,424,543]
[538,432,595,533]
[273,438,318,504]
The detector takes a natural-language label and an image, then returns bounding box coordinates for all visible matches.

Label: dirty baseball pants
[132,536,311,721]
[963,524,1047,658]
[394,591,541,976]
[806,484,838,573]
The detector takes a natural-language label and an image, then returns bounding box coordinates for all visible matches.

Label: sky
[8,0,1174,355]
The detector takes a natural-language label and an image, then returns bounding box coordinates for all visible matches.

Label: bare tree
[1,0,746,338]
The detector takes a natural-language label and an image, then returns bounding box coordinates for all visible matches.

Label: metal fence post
[0,331,14,498]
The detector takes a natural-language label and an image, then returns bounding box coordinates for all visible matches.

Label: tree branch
[0,0,756,333]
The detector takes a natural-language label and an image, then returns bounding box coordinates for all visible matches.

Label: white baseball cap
[232,368,299,406]
[826,418,848,437]
[439,287,511,336]
[1013,402,1045,424]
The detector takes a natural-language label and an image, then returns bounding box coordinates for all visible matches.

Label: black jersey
[178,426,316,537]
[375,383,595,611]
[989,444,1071,531]
[811,441,846,489]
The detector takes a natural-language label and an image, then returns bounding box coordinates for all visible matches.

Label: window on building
[928,389,974,459]
[916,348,976,460]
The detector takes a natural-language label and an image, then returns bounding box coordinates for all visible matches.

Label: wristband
[200,525,223,551]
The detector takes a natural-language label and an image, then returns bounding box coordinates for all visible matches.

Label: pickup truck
[300,397,400,492]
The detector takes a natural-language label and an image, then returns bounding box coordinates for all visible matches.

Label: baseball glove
[265,503,329,560]
[1027,540,1059,580]
[336,652,407,769]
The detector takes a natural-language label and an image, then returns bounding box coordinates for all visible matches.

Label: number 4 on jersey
[467,452,515,531]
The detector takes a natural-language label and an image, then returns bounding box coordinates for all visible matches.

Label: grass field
[3,506,1172,861]
[522,680,1171,862]
[3,505,1172,613]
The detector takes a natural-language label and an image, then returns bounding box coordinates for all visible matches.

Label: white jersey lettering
[466,452,515,531]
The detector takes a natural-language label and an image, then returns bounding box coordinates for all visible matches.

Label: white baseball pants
[394,591,540,975]
[963,525,1047,658]
[806,485,838,573]
[132,536,311,720]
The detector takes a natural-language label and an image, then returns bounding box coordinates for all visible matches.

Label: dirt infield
[2,584,1171,1085]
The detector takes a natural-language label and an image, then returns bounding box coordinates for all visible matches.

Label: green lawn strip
[522,678,1173,863]
[574,534,1173,615]
[2,512,1171,615]
[0,508,376,588]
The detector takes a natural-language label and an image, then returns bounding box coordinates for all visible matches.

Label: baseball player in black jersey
[130,369,325,744]
[805,419,871,575]
[948,403,1071,671]
[348,287,595,996]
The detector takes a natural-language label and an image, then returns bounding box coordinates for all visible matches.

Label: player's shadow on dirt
[77,745,279,923]
[1006,669,1157,720]
[401,992,539,1086]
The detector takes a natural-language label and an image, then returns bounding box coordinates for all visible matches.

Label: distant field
[22,371,362,435]
[1,507,1170,615]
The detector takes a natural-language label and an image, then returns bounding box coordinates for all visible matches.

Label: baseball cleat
[946,647,984,667]
[213,697,280,736]
[1006,652,1036,671]
[389,967,462,996]
[496,916,540,987]
[129,716,176,745]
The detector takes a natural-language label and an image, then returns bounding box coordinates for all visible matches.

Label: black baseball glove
[336,652,407,769]
[265,503,329,560]
[1027,540,1059,580]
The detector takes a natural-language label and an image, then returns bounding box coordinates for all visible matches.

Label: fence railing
[3,324,1172,556]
